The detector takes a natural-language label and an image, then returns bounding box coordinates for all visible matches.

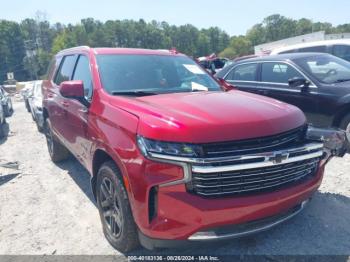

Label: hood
[108,91,306,143]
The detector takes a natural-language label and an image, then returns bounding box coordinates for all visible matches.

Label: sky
[1,0,349,36]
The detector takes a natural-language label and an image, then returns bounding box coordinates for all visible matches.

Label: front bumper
[139,199,310,249]
[129,139,329,249]
[136,159,325,244]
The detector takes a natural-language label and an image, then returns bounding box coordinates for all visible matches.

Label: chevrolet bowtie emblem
[270,152,289,164]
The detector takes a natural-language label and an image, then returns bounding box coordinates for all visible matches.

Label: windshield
[294,55,350,84]
[97,54,221,95]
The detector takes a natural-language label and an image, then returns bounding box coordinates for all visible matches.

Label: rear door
[258,61,321,124]
[224,63,259,93]
[332,44,350,62]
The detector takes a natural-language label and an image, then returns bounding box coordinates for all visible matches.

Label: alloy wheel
[45,123,54,155]
[99,177,123,238]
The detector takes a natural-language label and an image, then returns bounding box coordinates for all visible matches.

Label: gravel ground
[0,100,349,257]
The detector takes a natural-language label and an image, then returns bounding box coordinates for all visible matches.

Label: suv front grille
[189,158,320,197]
[184,126,324,198]
[201,125,307,158]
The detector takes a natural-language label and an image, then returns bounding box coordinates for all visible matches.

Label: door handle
[79,108,88,113]
[257,89,269,95]
[61,101,69,107]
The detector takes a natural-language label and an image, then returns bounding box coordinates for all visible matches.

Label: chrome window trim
[224,60,317,89]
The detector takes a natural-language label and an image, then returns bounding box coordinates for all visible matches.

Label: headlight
[137,136,202,159]
[306,126,347,157]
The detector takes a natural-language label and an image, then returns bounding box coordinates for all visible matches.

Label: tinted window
[97,55,220,95]
[299,45,327,53]
[34,82,42,97]
[280,49,297,54]
[54,55,77,85]
[261,62,303,84]
[226,63,258,81]
[333,45,350,62]
[294,55,350,84]
[73,55,93,99]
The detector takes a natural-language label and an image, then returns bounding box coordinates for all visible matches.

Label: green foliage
[0,14,349,83]
[219,36,253,58]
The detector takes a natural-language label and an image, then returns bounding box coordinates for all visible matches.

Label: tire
[340,113,350,151]
[4,105,10,117]
[44,118,70,162]
[25,100,30,112]
[36,121,44,133]
[96,161,140,253]
[0,122,4,138]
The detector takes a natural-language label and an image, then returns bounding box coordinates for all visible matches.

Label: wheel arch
[333,103,350,128]
[91,148,132,201]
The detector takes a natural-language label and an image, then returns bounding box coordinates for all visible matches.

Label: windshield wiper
[111,91,158,96]
[333,79,350,83]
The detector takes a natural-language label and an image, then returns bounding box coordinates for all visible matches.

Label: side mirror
[59,80,84,99]
[288,77,310,90]
[217,78,236,92]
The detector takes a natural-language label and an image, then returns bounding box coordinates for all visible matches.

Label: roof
[57,46,184,56]
[234,52,331,63]
[271,39,350,54]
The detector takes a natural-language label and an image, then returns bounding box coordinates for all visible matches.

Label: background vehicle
[28,80,44,131]
[0,102,5,138]
[197,55,229,74]
[0,86,13,117]
[21,82,35,112]
[271,39,350,62]
[43,46,333,252]
[216,53,350,142]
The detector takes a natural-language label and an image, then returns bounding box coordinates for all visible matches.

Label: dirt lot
[0,100,349,257]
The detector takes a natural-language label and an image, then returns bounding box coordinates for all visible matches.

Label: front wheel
[340,113,350,152]
[44,118,70,162]
[96,161,139,252]
[0,121,4,138]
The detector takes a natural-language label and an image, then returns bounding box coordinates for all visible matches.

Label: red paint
[43,46,325,242]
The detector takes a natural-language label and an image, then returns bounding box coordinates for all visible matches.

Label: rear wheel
[96,161,139,252]
[44,118,70,162]
[340,113,350,151]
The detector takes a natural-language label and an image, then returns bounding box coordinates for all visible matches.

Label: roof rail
[58,46,90,54]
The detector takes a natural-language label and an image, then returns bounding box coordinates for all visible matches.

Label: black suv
[216,53,350,143]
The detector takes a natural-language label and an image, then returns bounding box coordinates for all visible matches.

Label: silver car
[28,80,44,132]
[0,86,13,117]
[0,101,6,138]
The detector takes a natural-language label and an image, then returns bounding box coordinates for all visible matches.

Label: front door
[64,54,94,165]
[257,61,321,125]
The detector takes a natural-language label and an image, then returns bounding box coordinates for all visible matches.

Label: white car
[271,39,350,62]
[0,101,6,138]
[28,80,44,132]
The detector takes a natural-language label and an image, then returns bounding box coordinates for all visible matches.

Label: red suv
[43,46,336,252]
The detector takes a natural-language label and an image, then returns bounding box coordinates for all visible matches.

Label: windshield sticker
[191,82,208,91]
[183,64,206,75]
